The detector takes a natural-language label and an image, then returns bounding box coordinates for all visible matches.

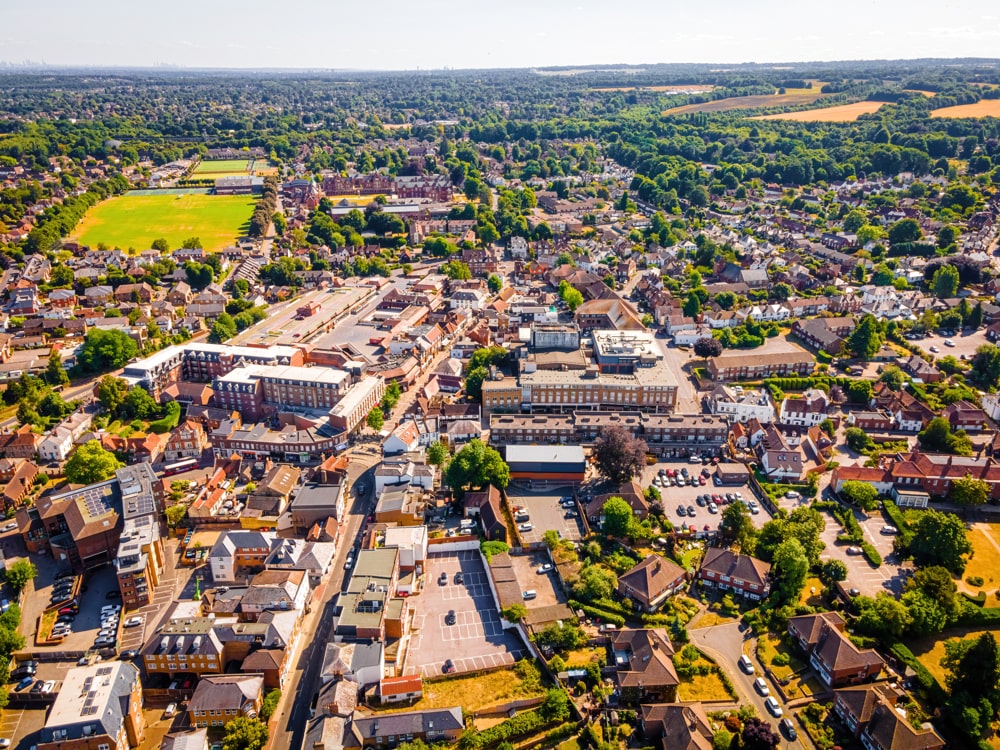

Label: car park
[738,655,754,674]
[164,703,178,718]
[15,677,33,691]
[124,617,142,628]
[754,677,770,696]
[454,572,464,584]
[42,680,56,693]
[765,696,783,717]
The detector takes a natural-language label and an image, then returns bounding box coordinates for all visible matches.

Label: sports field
[750,101,887,122]
[192,159,251,176]
[931,100,1000,118]
[70,192,256,252]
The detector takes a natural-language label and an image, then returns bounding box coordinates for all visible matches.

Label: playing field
[192,159,251,176]
[70,192,257,252]
[931,100,1000,118]
[662,86,828,116]
[750,101,887,122]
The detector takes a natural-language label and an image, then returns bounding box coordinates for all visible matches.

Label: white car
[944,339,956,347]
[765,696,783,717]
[1,522,17,532]
[124,617,142,628]
[537,564,554,574]
[754,677,769,696]
[518,523,533,532]
[738,654,755,674]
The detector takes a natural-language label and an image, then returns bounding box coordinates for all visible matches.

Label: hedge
[888,641,945,702]
[568,600,626,627]
[861,543,882,567]
[961,591,987,607]
[956,605,1000,627]
[882,500,911,532]
[763,376,852,392]
[464,709,549,749]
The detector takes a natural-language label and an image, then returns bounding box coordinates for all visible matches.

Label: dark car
[438,572,448,585]
[120,650,138,660]
[11,665,36,680]
[15,677,33,691]
[30,680,45,694]
[779,718,797,740]
[445,610,456,625]
[443,659,456,674]
[106,590,121,600]
[454,572,464,584]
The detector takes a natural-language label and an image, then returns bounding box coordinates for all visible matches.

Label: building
[210,530,277,583]
[241,569,310,616]
[141,617,225,677]
[707,351,814,381]
[38,663,145,750]
[114,464,165,609]
[617,554,687,612]
[640,703,714,750]
[710,385,776,423]
[334,548,404,641]
[161,730,208,750]
[290,455,349,531]
[833,684,945,750]
[215,176,264,195]
[211,420,343,463]
[164,421,209,462]
[344,707,464,749]
[505,445,586,484]
[609,628,678,705]
[377,675,424,704]
[890,451,1000,500]
[213,364,352,421]
[320,641,385,688]
[787,611,884,688]
[327,377,386,434]
[187,674,264,728]
[778,388,830,427]
[697,548,771,600]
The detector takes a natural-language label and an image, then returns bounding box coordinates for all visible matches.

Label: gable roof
[699,547,771,586]
[618,554,686,607]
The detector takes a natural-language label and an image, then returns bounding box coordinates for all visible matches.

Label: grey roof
[505,444,585,464]
[162,729,208,750]
[347,708,463,746]
[41,662,140,743]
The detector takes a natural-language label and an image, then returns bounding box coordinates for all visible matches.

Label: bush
[771,652,791,667]
[568,600,627,627]
[967,576,985,587]
[882,500,910,531]
[956,605,1000,627]
[962,591,987,607]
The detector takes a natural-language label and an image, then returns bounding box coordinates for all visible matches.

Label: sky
[2,0,1000,71]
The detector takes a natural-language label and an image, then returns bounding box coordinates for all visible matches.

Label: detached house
[609,628,679,705]
[833,684,944,750]
[617,554,687,612]
[779,388,830,427]
[788,611,884,688]
[697,548,771,600]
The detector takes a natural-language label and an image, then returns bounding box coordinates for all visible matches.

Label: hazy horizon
[2,0,999,72]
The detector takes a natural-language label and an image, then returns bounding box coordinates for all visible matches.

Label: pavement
[689,621,807,749]
[912,327,987,361]
[507,488,585,544]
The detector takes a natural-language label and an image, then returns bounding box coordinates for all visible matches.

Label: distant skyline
[2,0,1000,71]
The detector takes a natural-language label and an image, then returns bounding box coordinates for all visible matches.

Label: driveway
[507,489,585,544]
[405,551,527,677]
[689,622,806,749]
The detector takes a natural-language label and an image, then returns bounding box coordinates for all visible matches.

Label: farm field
[931,100,1000,118]
[750,100,886,122]
[904,90,937,97]
[662,86,827,116]
[70,192,256,252]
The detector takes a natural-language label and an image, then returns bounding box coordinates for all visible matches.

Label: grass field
[192,159,251,176]
[958,523,1000,599]
[662,86,827,116]
[70,192,256,252]
[751,101,886,122]
[931,100,1000,118]
[909,626,1000,685]
[370,668,545,714]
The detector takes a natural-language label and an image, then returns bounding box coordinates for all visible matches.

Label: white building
[710,385,776,423]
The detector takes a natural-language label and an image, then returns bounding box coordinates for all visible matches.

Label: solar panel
[96,667,112,676]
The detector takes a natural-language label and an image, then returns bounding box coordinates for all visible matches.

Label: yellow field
[932,100,1000,118]
[326,194,382,204]
[958,523,1000,599]
[662,86,827,116]
[910,626,1000,685]
[751,101,886,122]
[904,90,937,97]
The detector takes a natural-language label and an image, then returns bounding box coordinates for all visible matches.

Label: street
[690,621,806,749]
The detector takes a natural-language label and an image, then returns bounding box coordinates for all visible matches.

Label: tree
[441,260,472,281]
[918,417,973,456]
[771,537,809,605]
[740,717,780,750]
[222,717,269,750]
[487,274,503,294]
[464,366,489,401]
[4,560,37,592]
[427,441,449,466]
[381,381,402,412]
[719,502,756,552]
[694,337,723,358]
[972,343,1000,388]
[260,689,281,721]
[502,604,527,623]
[682,292,701,318]
[151,237,170,253]
[593,425,647,484]
[771,282,793,302]
[181,236,203,250]
[846,379,874,405]
[601,496,634,538]
[908,509,972,575]
[165,504,187,529]
[878,365,906,391]
[943,633,1000,740]
[931,264,960,299]
[118,387,159,421]
[573,564,617,602]
[819,559,848,587]
[539,689,571,723]
[855,592,912,638]
[44,350,70,387]
[444,439,510,495]
[845,426,874,452]
[846,314,882,359]
[210,313,238,344]
[888,218,923,245]
[366,408,384,432]
[64,442,124,485]
[839,480,879,511]
[950,474,990,506]
[97,376,129,414]
[75,329,139,374]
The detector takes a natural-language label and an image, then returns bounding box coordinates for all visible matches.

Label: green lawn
[192,159,251,175]
[71,192,257,252]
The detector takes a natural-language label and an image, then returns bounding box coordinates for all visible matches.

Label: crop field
[662,87,827,116]
[750,101,887,122]
[904,90,937,97]
[931,100,1000,118]
[70,191,256,252]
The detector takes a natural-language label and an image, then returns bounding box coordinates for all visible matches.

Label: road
[269,449,380,750]
[690,621,807,748]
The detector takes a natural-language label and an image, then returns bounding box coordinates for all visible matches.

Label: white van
[522,590,537,600]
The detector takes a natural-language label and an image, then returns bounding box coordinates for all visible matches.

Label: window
[99,744,110,750]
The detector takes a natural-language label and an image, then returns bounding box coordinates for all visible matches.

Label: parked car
[30,680,45,694]
[537,564,553,573]
[0,739,10,749]
[565,510,578,518]
[518,523,533,532]
[438,572,448,585]
[754,677,770,696]
[846,546,863,555]
[454,572,464,584]
[445,610,456,625]
[15,677,33,691]
[880,525,898,535]
[1,522,17,532]
[11,665,36,680]
[58,605,79,616]
[41,680,56,694]
[443,659,456,674]
[120,650,138,660]
[94,636,116,647]
[686,505,696,516]
[944,339,956,347]
[164,703,178,718]
[124,617,142,628]
[738,655,755,674]
[765,696,783,717]
[707,503,718,514]
[779,718,797,740]
[677,506,687,517]
[785,490,801,500]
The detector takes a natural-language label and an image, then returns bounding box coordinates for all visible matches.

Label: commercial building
[327,376,386,434]
[334,548,406,641]
[505,445,586,484]
[38,663,145,750]
[213,364,352,421]
[211,420,344,463]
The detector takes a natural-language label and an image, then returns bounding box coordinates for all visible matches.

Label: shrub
[962,591,987,607]
[967,576,985,587]
[771,652,791,667]
[568,600,626,627]
[861,543,882,567]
